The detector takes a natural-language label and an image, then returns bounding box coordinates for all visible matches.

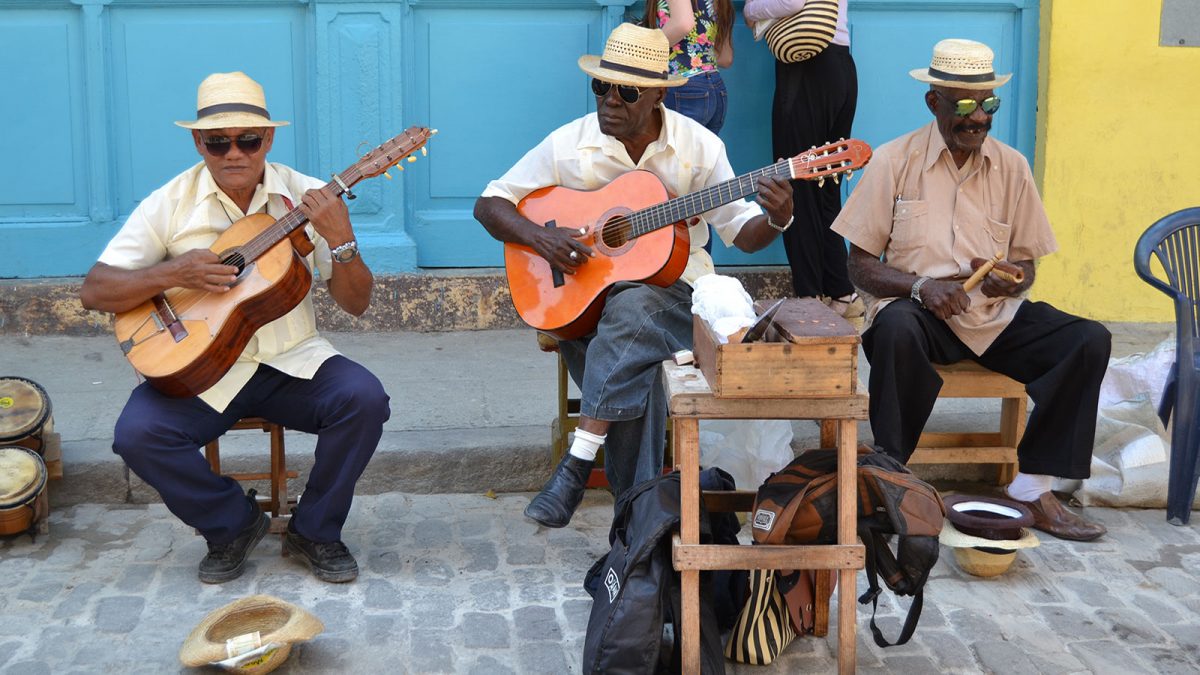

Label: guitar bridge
[152,294,189,344]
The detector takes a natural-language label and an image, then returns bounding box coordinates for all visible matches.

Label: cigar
[963,252,1002,292]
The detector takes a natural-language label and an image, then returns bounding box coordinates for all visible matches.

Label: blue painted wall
[0,0,1037,278]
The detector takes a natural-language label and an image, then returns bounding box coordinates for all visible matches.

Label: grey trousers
[558,281,694,500]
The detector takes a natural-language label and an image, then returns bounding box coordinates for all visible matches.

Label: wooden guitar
[505,138,872,340]
[114,126,436,398]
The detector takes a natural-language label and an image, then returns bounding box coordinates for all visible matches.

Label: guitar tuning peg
[383,171,393,180]
[845,170,853,180]
[407,156,417,163]
[395,163,405,171]
[832,174,840,184]
[818,177,826,188]
[421,147,428,156]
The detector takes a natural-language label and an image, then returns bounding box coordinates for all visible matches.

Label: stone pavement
[2,491,1199,674]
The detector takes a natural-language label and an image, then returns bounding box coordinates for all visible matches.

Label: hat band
[927,67,996,84]
[195,102,272,120]
[598,58,667,81]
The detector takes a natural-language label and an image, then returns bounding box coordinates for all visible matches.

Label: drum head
[0,445,46,509]
[0,377,51,443]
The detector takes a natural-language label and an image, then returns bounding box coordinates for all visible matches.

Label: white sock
[1006,472,1054,502]
[568,429,605,462]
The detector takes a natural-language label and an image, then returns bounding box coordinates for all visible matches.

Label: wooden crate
[692,298,859,398]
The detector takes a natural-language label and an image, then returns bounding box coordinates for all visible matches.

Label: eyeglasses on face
[936,91,1001,117]
[202,133,264,156]
[591,78,643,104]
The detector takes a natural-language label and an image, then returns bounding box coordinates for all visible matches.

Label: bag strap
[857,529,923,647]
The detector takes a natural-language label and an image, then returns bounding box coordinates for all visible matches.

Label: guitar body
[113,213,312,398]
[506,170,690,340]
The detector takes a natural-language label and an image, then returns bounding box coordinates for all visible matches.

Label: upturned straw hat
[909,39,1012,90]
[578,23,688,88]
[175,72,289,130]
[179,595,323,673]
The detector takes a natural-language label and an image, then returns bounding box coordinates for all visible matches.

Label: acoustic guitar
[114,126,436,398]
[505,138,872,340]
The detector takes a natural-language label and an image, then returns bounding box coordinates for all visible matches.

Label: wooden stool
[906,362,1025,484]
[544,339,673,489]
[203,417,297,545]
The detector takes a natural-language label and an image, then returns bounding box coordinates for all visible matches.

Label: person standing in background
[744,0,861,319]
[646,0,735,135]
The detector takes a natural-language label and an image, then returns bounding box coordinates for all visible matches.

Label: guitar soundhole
[220,250,247,276]
[600,217,631,248]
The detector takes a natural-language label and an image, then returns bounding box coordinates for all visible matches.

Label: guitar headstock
[347,126,437,183]
[788,138,872,187]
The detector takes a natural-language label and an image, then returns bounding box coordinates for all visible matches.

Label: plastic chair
[1134,206,1200,525]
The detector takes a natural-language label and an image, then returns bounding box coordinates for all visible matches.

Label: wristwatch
[910,276,932,307]
[767,214,794,232]
[331,239,359,263]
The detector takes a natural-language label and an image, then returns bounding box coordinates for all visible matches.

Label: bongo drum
[0,377,53,454]
[0,445,47,535]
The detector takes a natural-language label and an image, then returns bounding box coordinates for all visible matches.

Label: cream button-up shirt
[99,162,339,412]
[481,105,763,285]
[832,122,1059,354]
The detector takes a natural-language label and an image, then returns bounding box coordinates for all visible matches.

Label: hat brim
[179,595,323,667]
[939,520,1040,550]
[909,68,1011,90]
[175,112,289,130]
[578,55,688,89]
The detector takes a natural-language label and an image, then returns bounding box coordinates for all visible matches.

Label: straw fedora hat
[909,38,1012,90]
[179,595,323,673]
[175,72,289,130]
[578,23,688,89]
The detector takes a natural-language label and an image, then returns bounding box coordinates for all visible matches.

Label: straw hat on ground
[939,495,1040,578]
[179,594,323,673]
[909,39,1012,90]
[578,23,688,88]
[175,72,289,130]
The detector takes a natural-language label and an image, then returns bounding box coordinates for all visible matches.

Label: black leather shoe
[525,453,593,528]
[199,498,270,584]
[285,525,359,583]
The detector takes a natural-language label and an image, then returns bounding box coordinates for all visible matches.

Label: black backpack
[750,447,945,647]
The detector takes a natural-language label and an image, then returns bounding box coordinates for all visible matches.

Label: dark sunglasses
[591,78,643,104]
[936,92,1001,117]
[202,133,264,156]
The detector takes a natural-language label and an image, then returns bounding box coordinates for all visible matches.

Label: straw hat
[909,39,1012,90]
[578,23,688,88]
[175,72,289,130]
[179,595,323,673]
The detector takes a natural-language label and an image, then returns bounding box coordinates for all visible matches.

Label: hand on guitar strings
[968,257,1028,298]
[167,249,240,294]
[755,175,794,230]
[300,187,354,250]
[532,222,592,275]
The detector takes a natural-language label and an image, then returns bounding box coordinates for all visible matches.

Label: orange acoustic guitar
[114,126,436,398]
[505,138,872,340]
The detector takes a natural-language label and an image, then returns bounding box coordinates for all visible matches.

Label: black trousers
[861,300,1112,479]
[772,44,857,299]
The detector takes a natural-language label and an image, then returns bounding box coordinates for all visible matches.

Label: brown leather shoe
[1016,491,1106,541]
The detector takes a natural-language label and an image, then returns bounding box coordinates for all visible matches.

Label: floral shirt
[658,0,720,77]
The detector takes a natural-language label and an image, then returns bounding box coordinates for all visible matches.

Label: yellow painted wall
[1034,0,1200,321]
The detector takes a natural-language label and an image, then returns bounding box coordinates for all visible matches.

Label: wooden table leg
[837,418,857,674]
[675,416,701,675]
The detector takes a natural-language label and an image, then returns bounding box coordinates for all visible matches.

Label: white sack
[699,419,794,491]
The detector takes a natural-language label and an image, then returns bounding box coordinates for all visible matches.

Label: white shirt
[481,105,763,285]
[744,0,850,47]
[99,162,339,412]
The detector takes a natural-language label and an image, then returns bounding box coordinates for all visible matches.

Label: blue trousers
[112,356,389,544]
[664,71,728,135]
[558,281,694,499]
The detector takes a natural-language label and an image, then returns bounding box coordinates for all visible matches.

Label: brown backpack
[750,446,945,647]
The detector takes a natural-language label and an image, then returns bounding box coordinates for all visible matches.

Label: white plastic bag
[698,419,794,490]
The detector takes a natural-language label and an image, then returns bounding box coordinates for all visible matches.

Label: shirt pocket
[983,217,1012,255]
[888,199,928,255]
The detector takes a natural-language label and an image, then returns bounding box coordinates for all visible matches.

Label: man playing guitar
[79,72,389,584]
[475,24,794,527]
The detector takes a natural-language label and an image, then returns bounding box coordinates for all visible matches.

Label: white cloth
[480,105,763,286]
[99,162,339,412]
[690,274,755,339]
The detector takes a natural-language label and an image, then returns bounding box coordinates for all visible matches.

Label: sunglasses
[202,133,264,156]
[936,92,1001,117]
[591,78,643,104]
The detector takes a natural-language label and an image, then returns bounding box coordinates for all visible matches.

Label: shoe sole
[284,537,359,583]
[523,504,568,529]
[198,513,270,584]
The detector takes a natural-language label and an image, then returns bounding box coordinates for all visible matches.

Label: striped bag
[765,0,840,63]
[724,568,796,665]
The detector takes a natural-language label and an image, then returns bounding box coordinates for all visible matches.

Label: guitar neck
[233,178,352,264]
[626,160,792,238]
